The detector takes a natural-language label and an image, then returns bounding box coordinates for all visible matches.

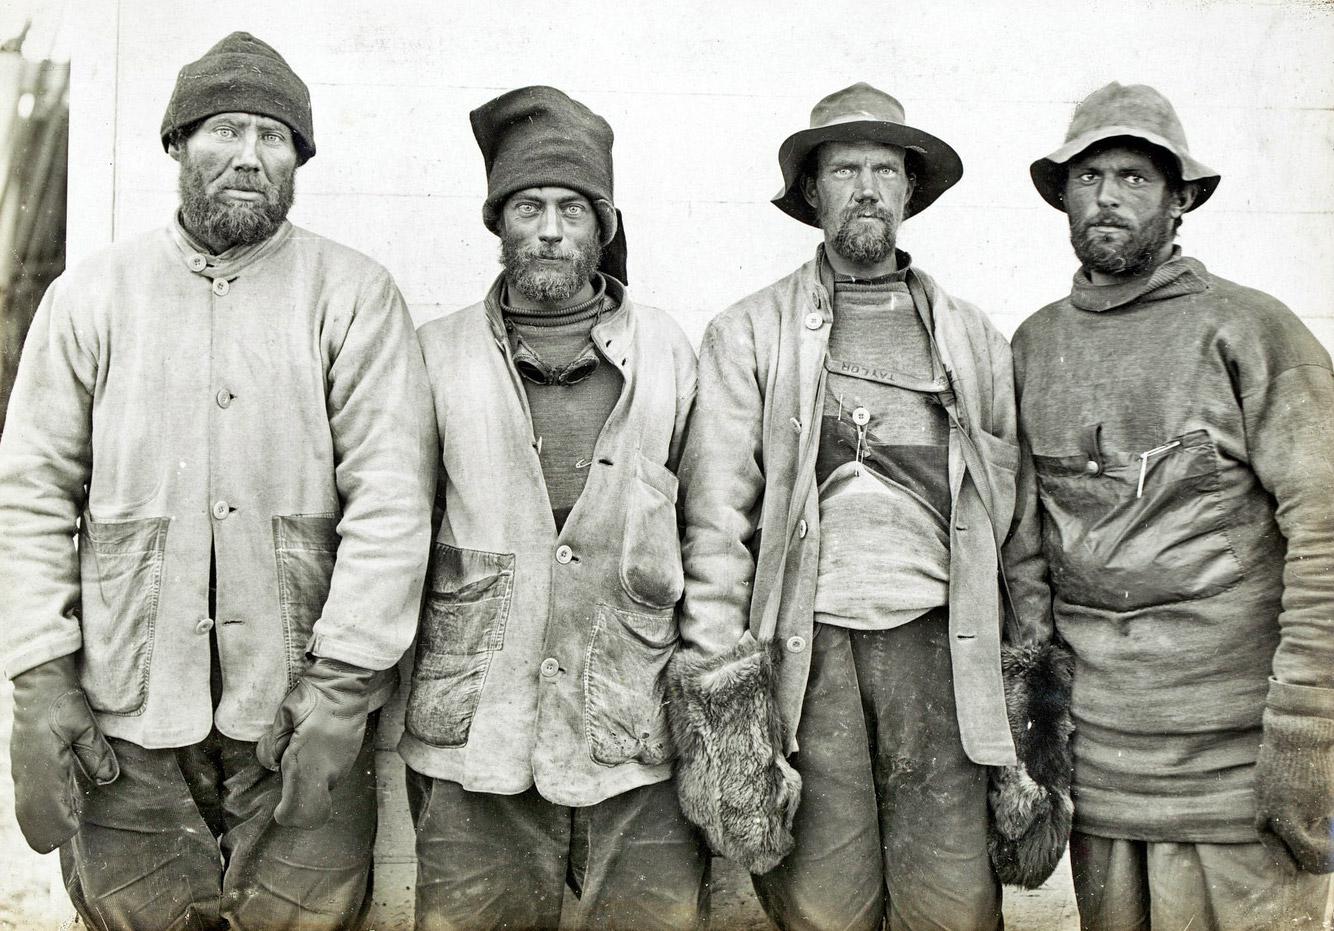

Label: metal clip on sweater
[1136,441,1181,498]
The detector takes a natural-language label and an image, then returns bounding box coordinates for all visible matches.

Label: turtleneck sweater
[502,273,623,530]
[1013,250,1334,841]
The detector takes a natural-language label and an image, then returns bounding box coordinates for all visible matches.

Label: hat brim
[771,120,963,226]
[1029,126,1220,212]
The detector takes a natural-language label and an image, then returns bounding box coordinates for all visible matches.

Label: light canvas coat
[677,250,1053,766]
[0,219,436,747]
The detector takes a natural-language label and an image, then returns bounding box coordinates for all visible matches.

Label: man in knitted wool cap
[401,85,707,928]
[671,82,1068,930]
[1013,81,1334,929]
[0,32,435,929]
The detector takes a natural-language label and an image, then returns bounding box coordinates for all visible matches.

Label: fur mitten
[988,640,1075,888]
[666,635,802,874]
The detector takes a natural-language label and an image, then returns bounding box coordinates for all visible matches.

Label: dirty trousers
[407,772,710,930]
[60,722,378,931]
[1070,831,1332,931]
[752,610,1001,931]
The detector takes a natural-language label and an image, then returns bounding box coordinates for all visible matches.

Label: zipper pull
[1136,441,1181,498]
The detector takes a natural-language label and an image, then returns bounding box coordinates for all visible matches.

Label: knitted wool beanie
[160,32,315,164]
[471,86,617,245]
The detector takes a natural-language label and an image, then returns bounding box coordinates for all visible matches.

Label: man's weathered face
[1064,143,1190,278]
[171,112,297,251]
[802,141,915,268]
[499,187,602,304]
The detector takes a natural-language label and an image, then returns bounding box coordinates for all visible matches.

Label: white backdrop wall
[70,0,1334,350]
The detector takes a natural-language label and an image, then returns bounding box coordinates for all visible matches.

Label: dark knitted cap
[160,32,315,165]
[471,86,616,244]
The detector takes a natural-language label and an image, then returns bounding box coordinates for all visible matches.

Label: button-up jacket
[677,250,1052,766]
[400,276,696,806]
[0,219,436,748]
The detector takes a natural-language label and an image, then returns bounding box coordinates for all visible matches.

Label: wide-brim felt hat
[1030,81,1220,211]
[773,82,962,227]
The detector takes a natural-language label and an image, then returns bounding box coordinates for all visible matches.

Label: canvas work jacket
[677,249,1053,766]
[0,219,437,748]
[400,275,697,807]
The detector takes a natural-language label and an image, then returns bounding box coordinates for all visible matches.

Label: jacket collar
[485,272,634,351]
[1069,248,1210,313]
[169,212,293,280]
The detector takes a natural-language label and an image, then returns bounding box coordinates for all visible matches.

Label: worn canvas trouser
[407,773,710,930]
[1071,831,1332,931]
[752,609,1001,931]
[60,722,379,931]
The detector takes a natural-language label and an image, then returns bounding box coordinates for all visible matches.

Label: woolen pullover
[503,274,623,530]
[1012,252,1334,841]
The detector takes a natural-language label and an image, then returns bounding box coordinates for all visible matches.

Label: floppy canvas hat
[773,82,962,226]
[1030,81,1220,211]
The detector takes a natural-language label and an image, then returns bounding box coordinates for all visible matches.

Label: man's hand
[10,655,119,853]
[256,657,375,829]
[1254,685,1334,874]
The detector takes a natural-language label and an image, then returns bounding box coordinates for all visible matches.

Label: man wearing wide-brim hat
[0,31,436,928]
[670,82,1071,929]
[1013,81,1334,929]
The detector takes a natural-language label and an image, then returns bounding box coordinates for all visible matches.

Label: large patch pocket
[970,430,1020,545]
[584,603,677,767]
[78,515,170,714]
[1034,429,1243,611]
[273,514,340,688]
[405,543,514,748]
[619,454,685,610]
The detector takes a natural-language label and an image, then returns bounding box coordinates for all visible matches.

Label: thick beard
[823,201,899,267]
[177,154,294,251]
[500,233,602,304]
[1071,207,1175,278]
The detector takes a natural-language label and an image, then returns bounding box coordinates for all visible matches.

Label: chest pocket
[1034,429,1243,611]
[619,454,685,610]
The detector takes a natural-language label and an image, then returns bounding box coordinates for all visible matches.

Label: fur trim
[988,641,1075,888]
[666,637,802,874]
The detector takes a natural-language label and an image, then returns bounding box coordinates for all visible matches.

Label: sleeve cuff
[4,630,83,681]
[1267,677,1334,719]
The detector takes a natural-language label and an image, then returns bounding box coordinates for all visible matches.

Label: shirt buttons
[803,312,823,330]
[195,617,214,635]
[785,635,807,654]
[540,657,560,678]
[187,253,207,272]
[554,544,573,564]
[1084,459,1101,476]
[797,519,808,539]
[212,278,230,296]
[211,500,230,520]
[216,388,233,409]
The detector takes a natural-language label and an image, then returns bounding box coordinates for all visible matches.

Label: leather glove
[256,656,375,829]
[10,654,119,853]
[1254,681,1334,874]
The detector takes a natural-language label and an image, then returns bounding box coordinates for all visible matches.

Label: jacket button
[804,312,823,330]
[212,278,230,296]
[785,635,806,653]
[540,657,559,678]
[554,545,573,564]
[188,253,207,272]
[1084,459,1101,475]
[797,519,808,539]
[195,617,214,634]
[852,406,870,426]
[211,500,230,520]
[216,388,233,409]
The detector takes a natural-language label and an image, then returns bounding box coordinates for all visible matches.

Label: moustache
[1081,212,1132,230]
[840,204,896,225]
[520,245,578,263]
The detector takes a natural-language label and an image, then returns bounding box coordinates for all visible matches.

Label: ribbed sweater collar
[502,273,610,328]
[1069,249,1210,313]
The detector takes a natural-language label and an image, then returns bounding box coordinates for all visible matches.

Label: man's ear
[167,137,183,162]
[1170,182,1199,217]
[801,174,819,210]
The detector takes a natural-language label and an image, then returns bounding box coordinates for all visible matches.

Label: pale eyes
[831,166,900,179]
[210,125,289,145]
[1076,171,1148,186]
[512,202,590,219]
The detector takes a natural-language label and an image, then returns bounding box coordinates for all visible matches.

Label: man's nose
[231,125,262,171]
[538,205,563,242]
[854,167,880,201]
[1095,177,1120,207]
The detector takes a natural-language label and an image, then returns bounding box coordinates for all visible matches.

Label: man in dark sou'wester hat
[1013,80,1334,930]
[0,31,436,928]
[669,82,1073,929]
[400,85,707,929]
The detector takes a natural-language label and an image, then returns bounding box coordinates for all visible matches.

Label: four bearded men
[0,31,1329,931]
